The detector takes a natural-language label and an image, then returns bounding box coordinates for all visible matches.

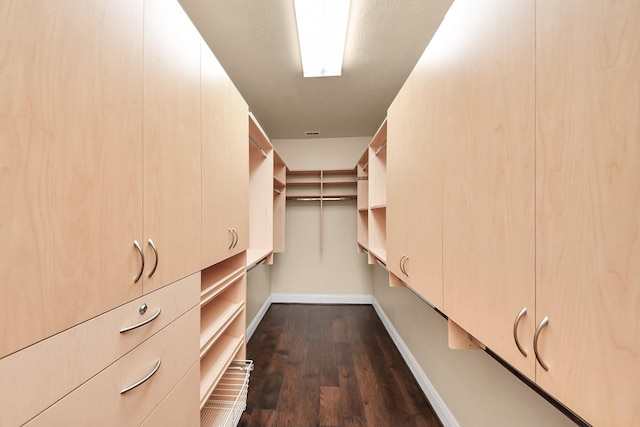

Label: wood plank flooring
[239,304,443,427]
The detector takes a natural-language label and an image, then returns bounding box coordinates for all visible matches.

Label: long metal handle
[533,316,550,371]
[134,240,144,283]
[513,307,528,357]
[228,228,234,250]
[399,256,406,275]
[119,308,161,333]
[402,256,409,277]
[120,359,161,394]
[232,228,238,249]
[147,239,158,278]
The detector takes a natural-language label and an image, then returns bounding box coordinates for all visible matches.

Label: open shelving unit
[273,151,287,254]
[199,253,247,413]
[356,119,388,265]
[248,113,274,268]
[286,168,357,251]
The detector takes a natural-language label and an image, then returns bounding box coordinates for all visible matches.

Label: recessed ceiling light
[293,0,351,78]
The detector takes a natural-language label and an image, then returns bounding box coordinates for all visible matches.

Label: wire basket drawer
[201,360,253,427]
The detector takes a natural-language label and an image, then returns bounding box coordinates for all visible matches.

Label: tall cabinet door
[201,42,249,268]
[386,83,410,282]
[442,0,536,379]
[535,1,640,425]
[0,0,143,358]
[143,0,202,293]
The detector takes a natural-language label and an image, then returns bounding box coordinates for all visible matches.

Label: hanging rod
[249,135,268,158]
[287,196,355,202]
[274,188,282,194]
[374,139,387,156]
[362,161,369,170]
[355,176,368,181]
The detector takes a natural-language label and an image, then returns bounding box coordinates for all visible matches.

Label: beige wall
[246,264,271,325]
[372,265,576,427]
[270,137,372,296]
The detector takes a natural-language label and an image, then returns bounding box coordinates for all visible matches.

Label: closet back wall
[270,137,372,298]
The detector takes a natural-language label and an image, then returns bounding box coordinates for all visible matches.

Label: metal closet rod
[273,188,282,194]
[287,196,355,202]
[249,135,269,158]
[374,139,387,156]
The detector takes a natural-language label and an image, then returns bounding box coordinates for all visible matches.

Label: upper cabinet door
[388,44,445,310]
[143,0,202,293]
[0,0,144,358]
[201,42,249,268]
[442,0,536,379]
[386,85,410,283]
[535,1,640,425]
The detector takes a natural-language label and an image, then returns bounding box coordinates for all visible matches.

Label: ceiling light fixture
[293,0,351,78]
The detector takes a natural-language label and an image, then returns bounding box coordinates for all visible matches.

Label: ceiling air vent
[304,131,320,136]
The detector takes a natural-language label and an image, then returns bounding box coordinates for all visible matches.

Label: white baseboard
[270,293,373,304]
[372,297,459,427]
[246,294,272,342]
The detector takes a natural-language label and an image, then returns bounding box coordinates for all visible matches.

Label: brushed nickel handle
[232,228,238,249]
[147,239,158,278]
[134,240,144,283]
[119,306,162,333]
[402,256,410,277]
[228,228,234,250]
[513,307,528,357]
[534,316,550,371]
[120,358,161,394]
[399,255,406,275]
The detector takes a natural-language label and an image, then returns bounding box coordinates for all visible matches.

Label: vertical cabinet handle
[399,255,406,275]
[147,239,158,278]
[231,228,238,248]
[228,228,234,250]
[134,240,145,283]
[534,316,550,371]
[513,307,528,357]
[402,256,409,277]
[120,359,161,394]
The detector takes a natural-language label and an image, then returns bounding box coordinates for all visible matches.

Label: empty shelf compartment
[201,360,254,427]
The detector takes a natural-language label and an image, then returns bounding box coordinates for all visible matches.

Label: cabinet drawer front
[25,306,199,427]
[140,362,200,427]
[0,273,199,427]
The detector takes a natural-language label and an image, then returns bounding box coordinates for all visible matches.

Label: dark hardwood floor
[239,304,443,427]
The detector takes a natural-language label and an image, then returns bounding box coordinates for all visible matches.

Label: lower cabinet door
[25,307,199,427]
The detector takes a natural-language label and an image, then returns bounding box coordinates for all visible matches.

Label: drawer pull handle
[534,316,550,371]
[120,359,161,394]
[134,240,145,283]
[147,239,158,278]
[513,307,528,357]
[119,307,162,333]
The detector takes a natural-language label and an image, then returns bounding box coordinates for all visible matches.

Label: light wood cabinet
[535,1,640,425]
[201,42,249,269]
[273,151,287,253]
[143,0,202,294]
[0,0,144,359]
[25,306,199,427]
[0,273,199,427]
[441,0,536,379]
[387,50,444,309]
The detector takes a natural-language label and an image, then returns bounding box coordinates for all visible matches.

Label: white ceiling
[179,0,453,139]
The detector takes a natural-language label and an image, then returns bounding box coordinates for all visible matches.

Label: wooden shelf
[199,333,245,408]
[246,248,273,269]
[200,298,244,358]
[200,255,245,306]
